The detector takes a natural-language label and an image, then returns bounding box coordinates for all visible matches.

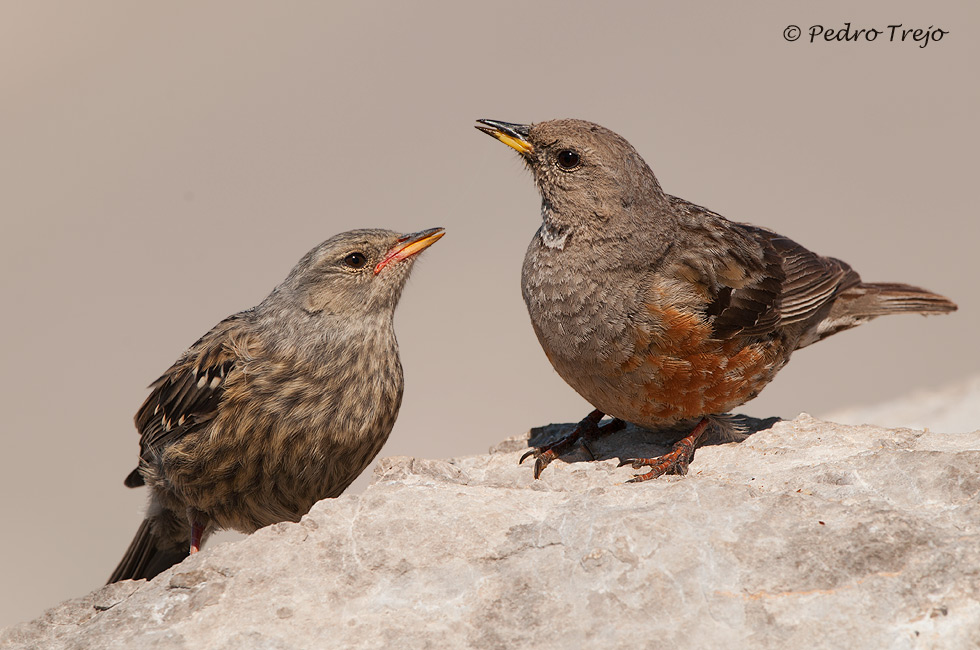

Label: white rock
[4,415,979,650]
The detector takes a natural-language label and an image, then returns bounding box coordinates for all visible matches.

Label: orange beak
[374,227,445,274]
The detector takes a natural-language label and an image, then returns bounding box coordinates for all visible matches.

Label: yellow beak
[475,119,534,156]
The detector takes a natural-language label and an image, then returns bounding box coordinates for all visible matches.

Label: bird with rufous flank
[477,118,956,482]
[108,227,444,583]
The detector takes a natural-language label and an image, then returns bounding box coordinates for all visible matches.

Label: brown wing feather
[665,199,781,339]
[713,225,861,338]
[126,312,249,486]
[668,203,861,340]
[705,235,784,339]
[764,231,860,325]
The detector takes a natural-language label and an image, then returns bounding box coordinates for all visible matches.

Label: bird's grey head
[271,227,444,318]
[477,118,665,239]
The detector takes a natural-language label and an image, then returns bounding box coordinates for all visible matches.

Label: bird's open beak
[374,227,445,274]
[475,119,533,156]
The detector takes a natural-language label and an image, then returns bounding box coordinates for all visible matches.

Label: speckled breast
[523,239,785,429]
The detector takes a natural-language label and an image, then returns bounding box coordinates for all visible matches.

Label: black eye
[556,149,580,169]
[343,252,367,269]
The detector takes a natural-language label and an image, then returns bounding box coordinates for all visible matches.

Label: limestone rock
[3,415,979,649]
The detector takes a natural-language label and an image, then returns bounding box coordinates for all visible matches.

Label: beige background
[2,0,977,628]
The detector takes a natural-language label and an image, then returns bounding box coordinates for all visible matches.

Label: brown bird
[109,227,444,583]
[476,118,957,482]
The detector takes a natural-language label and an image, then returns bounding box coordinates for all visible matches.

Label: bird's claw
[617,458,647,470]
[617,417,709,483]
[533,456,550,480]
[519,410,623,479]
[518,443,564,478]
[620,445,694,482]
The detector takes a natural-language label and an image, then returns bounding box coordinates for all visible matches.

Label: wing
[665,200,860,340]
[125,312,249,487]
[762,228,861,327]
[700,227,785,339]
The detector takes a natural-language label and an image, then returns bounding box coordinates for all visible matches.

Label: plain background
[2,1,977,628]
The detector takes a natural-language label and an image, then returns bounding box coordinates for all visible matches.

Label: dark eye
[556,149,580,169]
[343,252,367,269]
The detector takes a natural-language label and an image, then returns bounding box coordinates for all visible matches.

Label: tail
[834,282,958,317]
[107,519,189,584]
[797,282,956,349]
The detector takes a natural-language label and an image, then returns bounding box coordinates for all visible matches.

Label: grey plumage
[109,227,443,583]
[478,118,956,480]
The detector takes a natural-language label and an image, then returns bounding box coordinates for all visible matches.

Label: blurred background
[2,0,977,627]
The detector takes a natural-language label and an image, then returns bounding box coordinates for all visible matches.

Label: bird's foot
[619,417,711,483]
[189,517,205,554]
[520,409,626,479]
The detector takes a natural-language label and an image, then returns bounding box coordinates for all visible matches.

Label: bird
[108,227,444,583]
[476,117,957,483]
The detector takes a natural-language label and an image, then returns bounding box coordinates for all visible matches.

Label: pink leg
[619,417,711,482]
[190,520,205,554]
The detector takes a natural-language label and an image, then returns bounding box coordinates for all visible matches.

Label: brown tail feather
[107,519,188,584]
[836,282,958,317]
[795,282,956,349]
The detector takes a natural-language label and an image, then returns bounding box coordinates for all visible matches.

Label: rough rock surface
[4,414,979,650]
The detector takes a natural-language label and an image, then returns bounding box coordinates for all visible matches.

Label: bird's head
[476,118,665,238]
[274,227,444,317]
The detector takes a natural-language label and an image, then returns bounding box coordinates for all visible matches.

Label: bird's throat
[539,203,570,250]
